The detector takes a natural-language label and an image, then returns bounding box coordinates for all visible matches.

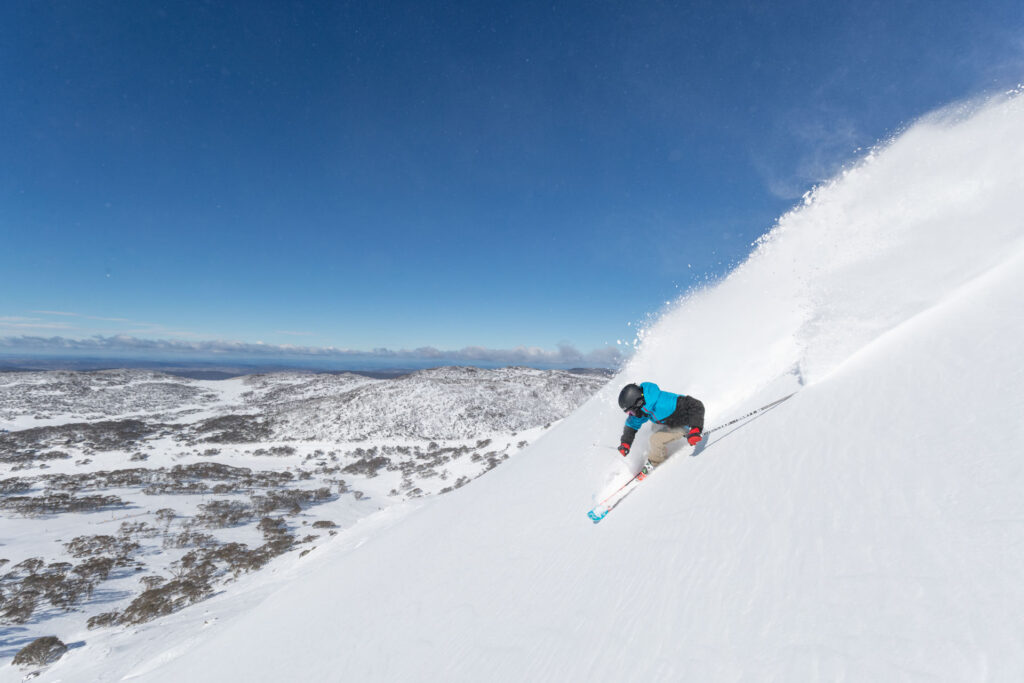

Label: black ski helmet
[618,383,644,412]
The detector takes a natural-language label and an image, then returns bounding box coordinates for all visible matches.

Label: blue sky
[2,0,1022,367]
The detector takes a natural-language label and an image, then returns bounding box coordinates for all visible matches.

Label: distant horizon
[0,349,619,378]
[0,332,623,372]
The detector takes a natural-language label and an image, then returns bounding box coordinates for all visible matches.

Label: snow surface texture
[12,93,1024,681]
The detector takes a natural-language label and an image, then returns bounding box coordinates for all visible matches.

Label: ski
[588,470,646,523]
[589,441,703,523]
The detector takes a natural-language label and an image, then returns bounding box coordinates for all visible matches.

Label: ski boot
[637,459,655,480]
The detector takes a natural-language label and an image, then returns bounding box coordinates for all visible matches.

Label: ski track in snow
[6,93,1024,681]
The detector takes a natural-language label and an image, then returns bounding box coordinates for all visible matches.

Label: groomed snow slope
[51,95,1024,681]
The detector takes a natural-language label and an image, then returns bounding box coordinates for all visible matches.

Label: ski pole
[703,393,796,436]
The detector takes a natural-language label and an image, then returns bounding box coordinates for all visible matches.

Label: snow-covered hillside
[265,366,606,440]
[8,92,1024,681]
[0,366,602,439]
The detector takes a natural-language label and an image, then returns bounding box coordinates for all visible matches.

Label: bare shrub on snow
[194,499,257,528]
[114,574,215,626]
[0,558,105,623]
[0,492,127,516]
[12,635,67,667]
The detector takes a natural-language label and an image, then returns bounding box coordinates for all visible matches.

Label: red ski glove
[687,428,702,446]
[617,442,631,456]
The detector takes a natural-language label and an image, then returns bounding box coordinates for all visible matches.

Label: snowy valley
[0,367,608,676]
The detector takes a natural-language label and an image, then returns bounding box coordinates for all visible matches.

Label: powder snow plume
[624,92,1024,409]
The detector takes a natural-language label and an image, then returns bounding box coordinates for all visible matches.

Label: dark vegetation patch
[107,573,214,626]
[195,414,272,443]
[341,454,392,478]
[335,441,477,480]
[0,458,342,631]
[0,538,143,625]
[46,468,162,491]
[174,486,335,531]
[250,445,297,457]
[12,635,68,667]
[89,516,297,628]
[0,414,286,470]
[0,420,162,458]
[2,451,71,470]
[163,530,219,550]
[194,500,258,528]
[0,430,523,637]
[481,452,510,473]
[30,463,293,498]
[438,476,473,495]
[0,476,35,494]
[64,534,140,565]
[0,492,127,517]
[251,487,333,515]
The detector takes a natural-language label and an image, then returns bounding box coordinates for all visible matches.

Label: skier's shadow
[688,402,788,458]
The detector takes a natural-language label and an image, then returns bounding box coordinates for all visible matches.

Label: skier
[616,382,704,473]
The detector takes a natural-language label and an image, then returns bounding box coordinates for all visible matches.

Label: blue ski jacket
[624,382,683,431]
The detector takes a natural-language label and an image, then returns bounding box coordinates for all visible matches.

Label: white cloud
[0,320,75,330]
[0,335,623,367]
[31,310,133,322]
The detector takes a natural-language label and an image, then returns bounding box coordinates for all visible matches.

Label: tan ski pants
[648,426,688,465]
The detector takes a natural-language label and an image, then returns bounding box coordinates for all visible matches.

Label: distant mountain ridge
[0,356,616,380]
[0,366,609,438]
